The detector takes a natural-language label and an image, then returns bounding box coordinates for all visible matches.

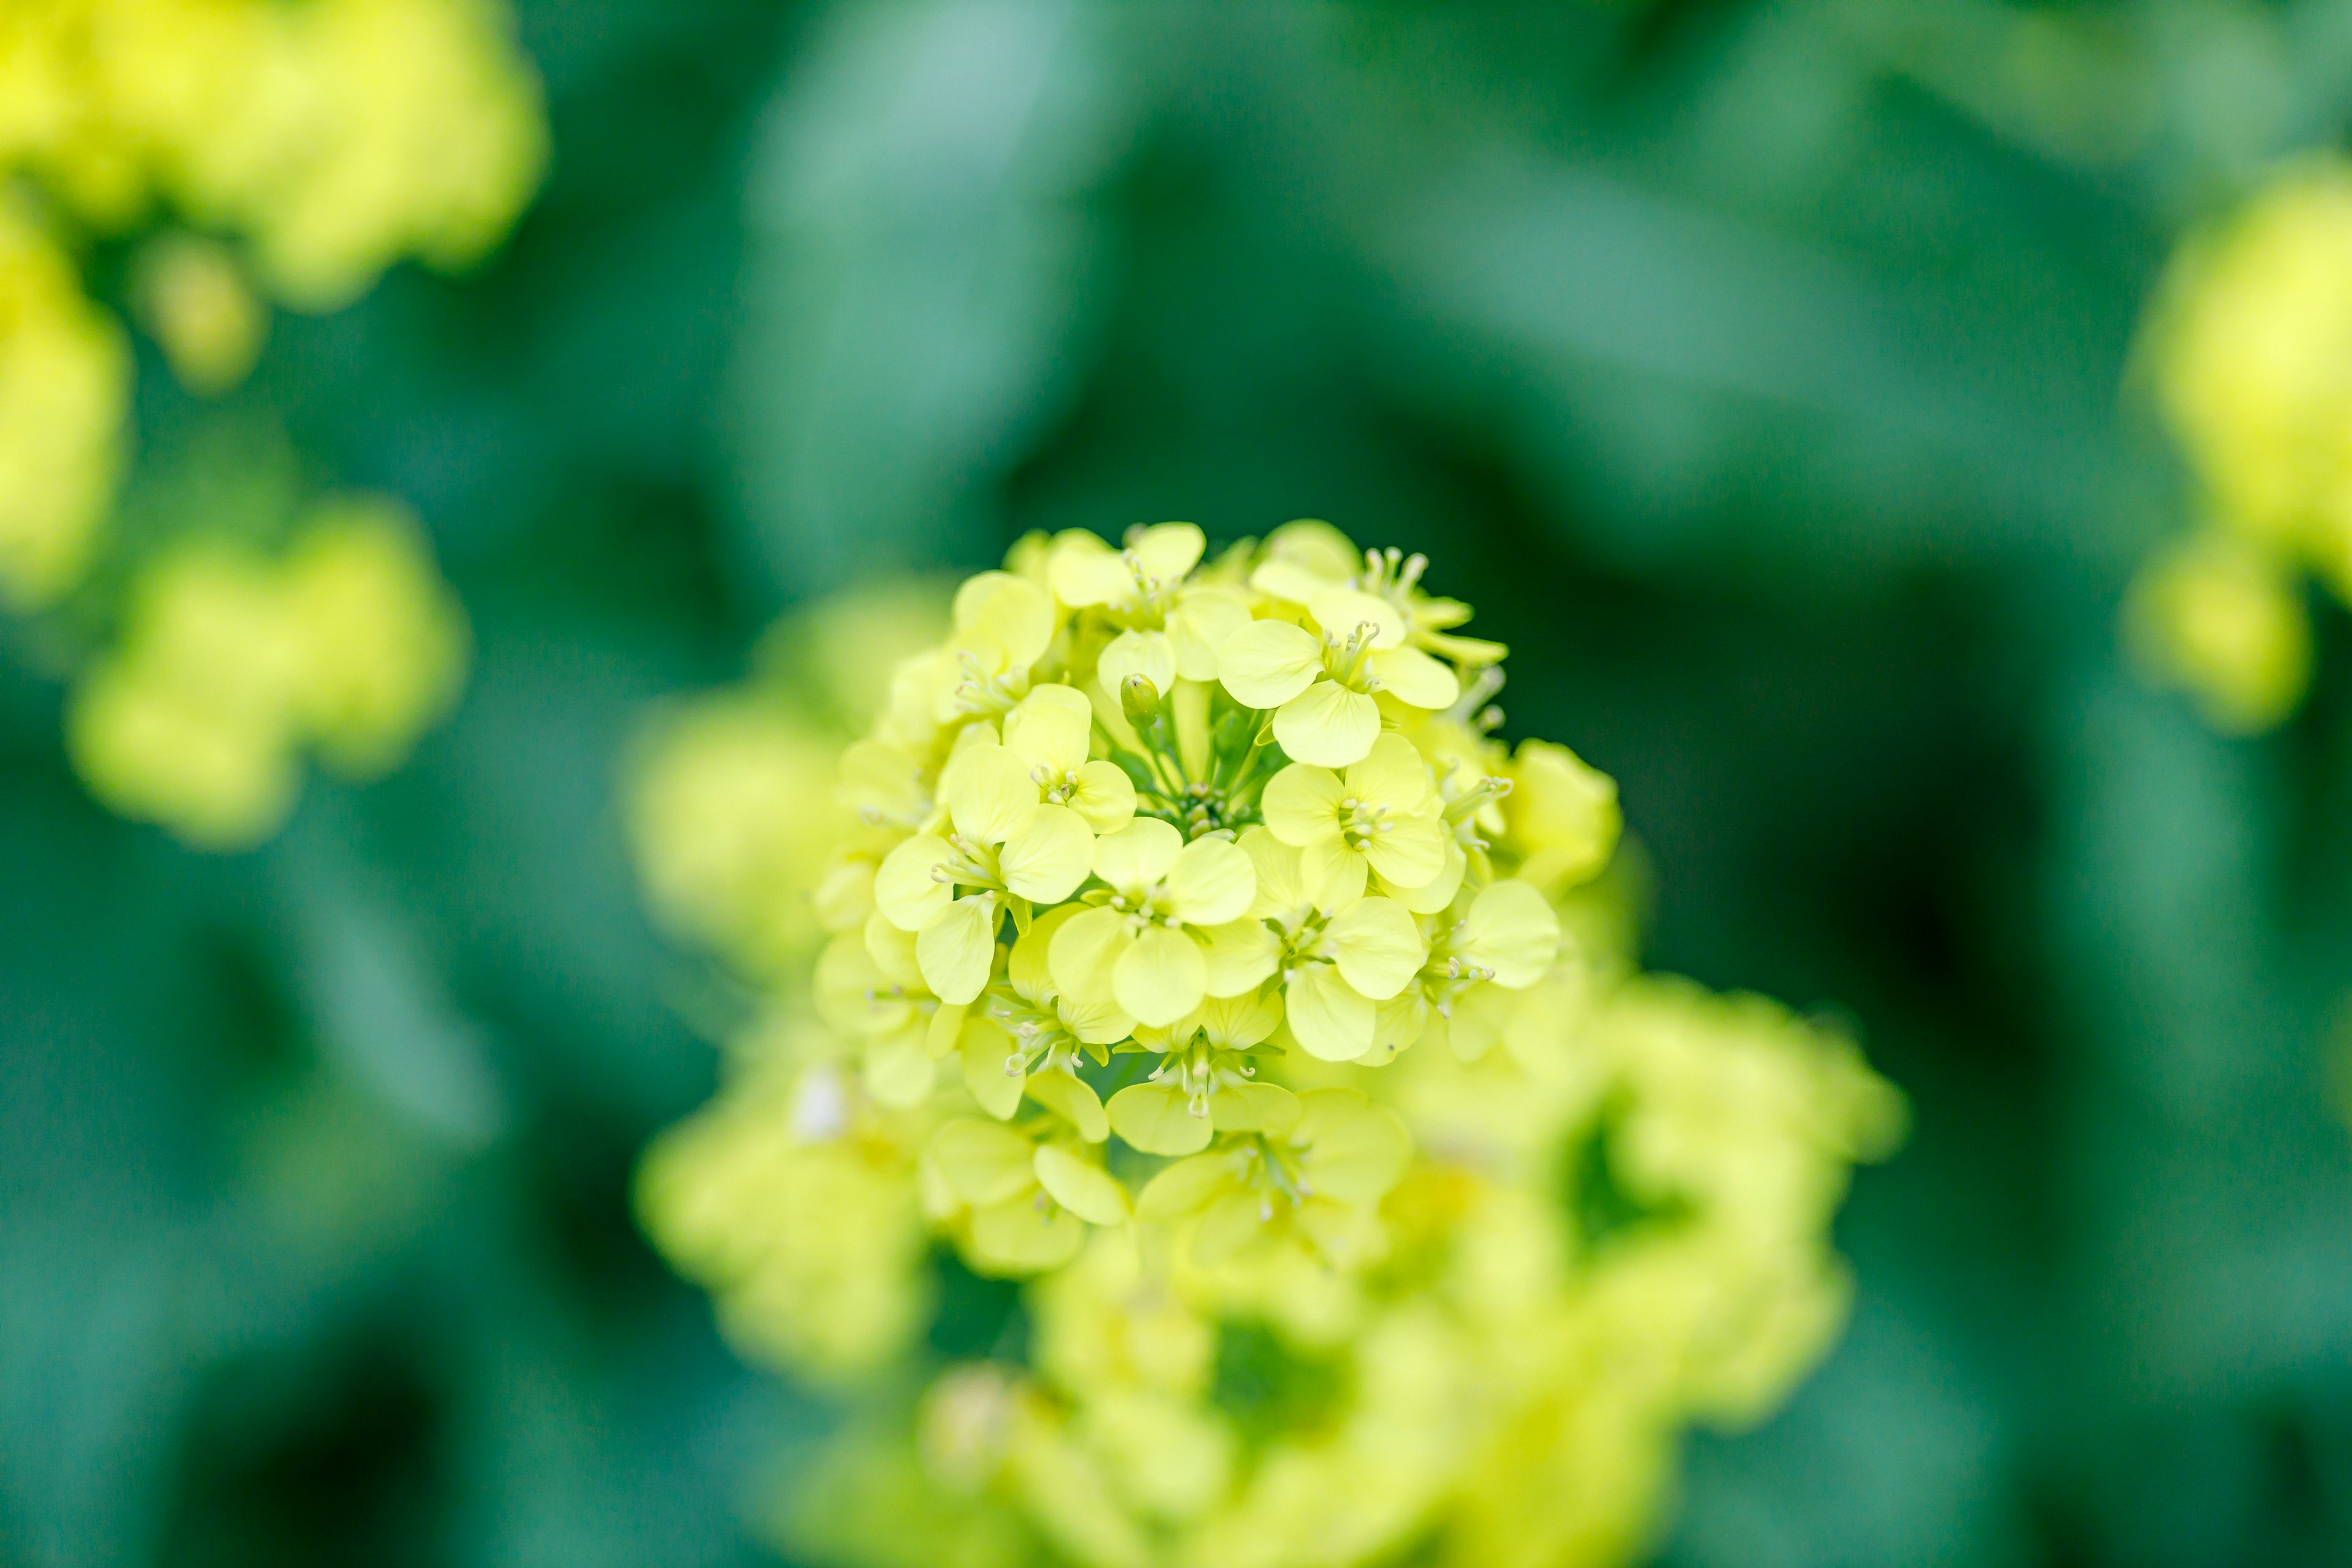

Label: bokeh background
[11,1,2352,1564]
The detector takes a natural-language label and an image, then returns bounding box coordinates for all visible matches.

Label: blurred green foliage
[12,0,2352,1564]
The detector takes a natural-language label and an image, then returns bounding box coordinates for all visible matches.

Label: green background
[9,1,2352,1563]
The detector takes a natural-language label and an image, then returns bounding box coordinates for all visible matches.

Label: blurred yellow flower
[66,498,466,848]
[133,233,269,394]
[2136,157,2352,728]
[2125,530,2312,733]
[0,202,127,609]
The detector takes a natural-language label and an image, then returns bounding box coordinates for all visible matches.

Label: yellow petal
[1034,1143,1131,1224]
[1099,628,1177,698]
[918,895,999,1005]
[1168,834,1256,925]
[1129,521,1205,582]
[1238,825,1311,918]
[1264,519,1362,573]
[817,932,896,1035]
[1069,760,1137,833]
[1114,924,1208,1027]
[1297,1095,1411,1204]
[1273,679,1381,767]
[1191,1190,1270,1266]
[1197,987,1282,1048]
[1210,1080,1300,1138]
[1344,732,1431,812]
[1197,919,1278,997]
[1060,992,1136,1046]
[1047,531,1135,607]
[1025,1069,1110,1143]
[1307,586,1406,648]
[941,741,1037,846]
[1009,900,1080,1000]
[835,737,931,826]
[1301,835,1368,910]
[865,1035,937,1106]
[1136,1153,1232,1221]
[1284,962,1374,1061]
[1168,587,1252,680]
[1360,810,1445,889]
[1216,619,1323,709]
[863,911,924,987]
[968,1197,1086,1274]
[1259,763,1344,847]
[1000,803,1093,902]
[960,1022,1025,1120]
[1459,878,1561,987]
[874,833,955,931]
[1048,904,1131,1004]
[1108,1082,1214,1156]
[1366,644,1459,709]
[1092,815,1182,892]
[929,1118,1037,1205]
[1003,682,1093,774]
[1378,836,1464,914]
[954,571,1053,669]
[1324,896,1427,1001]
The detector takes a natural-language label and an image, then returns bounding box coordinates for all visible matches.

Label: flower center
[1338,795,1393,850]
[1320,622,1384,692]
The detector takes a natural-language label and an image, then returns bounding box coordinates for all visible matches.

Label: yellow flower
[1412,879,1564,1062]
[2124,530,2312,734]
[1136,1086,1411,1269]
[1232,826,1427,1063]
[925,1118,1131,1276]
[875,739,1096,1004]
[634,1060,930,1381]
[962,903,1128,1136]
[998,683,1136,832]
[1218,606,1461,767]
[900,569,1057,729]
[1047,817,1260,1027]
[1256,519,1507,667]
[1106,988,1295,1156]
[816,919,970,1107]
[1047,521,1252,694]
[630,697,850,976]
[1260,733,1449,908]
[65,541,305,849]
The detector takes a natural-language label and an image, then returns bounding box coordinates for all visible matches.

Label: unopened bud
[1120,674,1163,728]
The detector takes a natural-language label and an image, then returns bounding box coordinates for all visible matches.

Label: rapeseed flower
[630,526,1902,1568]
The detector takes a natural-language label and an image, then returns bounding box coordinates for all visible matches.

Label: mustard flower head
[630,529,1902,1568]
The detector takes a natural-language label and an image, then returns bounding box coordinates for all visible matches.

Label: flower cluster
[0,0,540,843]
[633,524,1902,1568]
[2129,159,2352,731]
[67,497,467,848]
